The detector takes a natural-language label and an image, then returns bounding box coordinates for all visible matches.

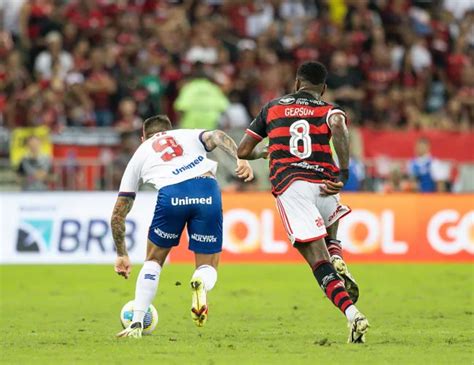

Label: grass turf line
[0,264,472,364]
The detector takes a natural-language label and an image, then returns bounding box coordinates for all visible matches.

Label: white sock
[192,265,217,291]
[345,304,359,322]
[132,261,161,324]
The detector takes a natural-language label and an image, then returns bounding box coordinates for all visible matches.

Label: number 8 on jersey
[289,119,312,159]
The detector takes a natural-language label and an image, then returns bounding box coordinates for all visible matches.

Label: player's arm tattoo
[111,196,134,256]
[328,113,350,170]
[202,130,240,161]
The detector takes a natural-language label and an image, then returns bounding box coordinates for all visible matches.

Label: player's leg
[185,177,223,327]
[190,253,220,327]
[132,243,170,325]
[276,181,368,343]
[118,186,186,338]
[317,190,359,303]
[295,239,369,343]
[116,241,171,338]
[325,220,344,258]
[325,221,359,303]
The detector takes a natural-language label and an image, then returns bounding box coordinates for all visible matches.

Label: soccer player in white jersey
[111,115,256,338]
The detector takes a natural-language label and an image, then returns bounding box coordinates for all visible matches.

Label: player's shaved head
[295,61,328,95]
[143,115,172,140]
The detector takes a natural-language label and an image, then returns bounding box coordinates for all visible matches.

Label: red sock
[325,238,343,258]
[312,260,353,314]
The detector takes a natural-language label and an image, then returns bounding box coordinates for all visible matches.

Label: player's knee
[145,256,165,266]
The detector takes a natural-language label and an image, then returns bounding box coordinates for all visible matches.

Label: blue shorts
[148,177,223,254]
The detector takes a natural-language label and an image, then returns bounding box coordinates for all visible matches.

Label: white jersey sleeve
[118,146,147,197]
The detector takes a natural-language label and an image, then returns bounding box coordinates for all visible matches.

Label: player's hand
[236,159,254,182]
[260,145,269,159]
[320,180,344,195]
[321,169,349,195]
[115,255,132,279]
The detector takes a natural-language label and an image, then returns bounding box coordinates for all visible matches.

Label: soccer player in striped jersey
[237,61,369,343]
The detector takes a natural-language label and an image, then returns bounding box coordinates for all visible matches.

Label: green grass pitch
[0,263,472,364]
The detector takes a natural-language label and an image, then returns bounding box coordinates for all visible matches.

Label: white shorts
[275,180,351,244]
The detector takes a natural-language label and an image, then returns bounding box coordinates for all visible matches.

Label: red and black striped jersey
[245,91,345,195]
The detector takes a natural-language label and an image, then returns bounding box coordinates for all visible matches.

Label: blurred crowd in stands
[1,0,473,192]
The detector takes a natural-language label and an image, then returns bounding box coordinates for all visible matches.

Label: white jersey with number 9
[119,129,218,194]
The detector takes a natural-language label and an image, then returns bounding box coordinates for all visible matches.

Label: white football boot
[116,322,143,339]
[331,256,360,304]
[190,278,208,327]
[348,312,370,344]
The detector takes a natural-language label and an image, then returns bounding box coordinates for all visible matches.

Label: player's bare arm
[201,130,254,182]
[201,130,240,160]
[322,113,350,195]
[111,195,135,279]
[237,134,269,160]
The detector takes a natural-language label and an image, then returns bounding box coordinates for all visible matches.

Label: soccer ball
[120,300,159,335]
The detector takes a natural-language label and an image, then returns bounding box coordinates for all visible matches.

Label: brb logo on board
[17,219,54,253]
[16,218,137,254]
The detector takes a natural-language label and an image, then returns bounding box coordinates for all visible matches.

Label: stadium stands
[1,0,473,192]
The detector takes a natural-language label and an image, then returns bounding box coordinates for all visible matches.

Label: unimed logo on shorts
[16,219,53,253]
[171,197,213,206]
